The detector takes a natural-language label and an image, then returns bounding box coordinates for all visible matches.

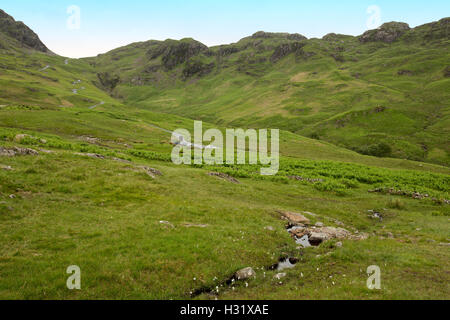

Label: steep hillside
[0,9,51,53]
[88,19,450,165]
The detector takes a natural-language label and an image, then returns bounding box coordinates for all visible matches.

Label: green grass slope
[0,10,449,300]
[89,19,450,166]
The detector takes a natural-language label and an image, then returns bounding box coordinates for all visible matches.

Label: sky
[1,0,449,58]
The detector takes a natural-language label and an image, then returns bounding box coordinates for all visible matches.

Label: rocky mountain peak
[359,22,410,43]
[0,9,50,53]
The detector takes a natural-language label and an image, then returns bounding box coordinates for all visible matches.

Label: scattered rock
[302,211,318,217]
[289,226,307,238]
[398,69,414,76]
[183,223,209,228]
[13,134,46,144]
[296,234,312,248]
[234,267,256,281]
[278,210,311,226]
[39,149,53,154]
[208,172,240,184]
[308,231,331,246]
[288,175,324,183]
[139,166,162,178]
[14,134,30,142]
[112,157,131,164]
[432,198,450,205]
[159,220,174,228]
[274,258,298,271]
[288,224,367,246]
[336,242,343,248]
[1,164,12,170]
[80,136,101,145]
[374,106,387,113]
[368,210,383,221]
[0,147,39,157]
[9,194,16,199]
[315,222,324,227]
[274,273,287,280]
[369,187,436,202]
[264,226,275,231]
[75,153,105,159]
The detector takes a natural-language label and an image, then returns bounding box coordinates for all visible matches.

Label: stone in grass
[183,223,209,228]
[234,267,256,281]
[159,220,174,228]
[139,166,162,178]
[14,134,30,142]
[274,273,287,280]
[278,210,311,226]
[75,152,105,159]
[208,172,240,184]
[1,164,13,170]
[0,147,39,157]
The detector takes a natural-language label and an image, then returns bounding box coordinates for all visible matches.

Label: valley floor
[0,131,448,299]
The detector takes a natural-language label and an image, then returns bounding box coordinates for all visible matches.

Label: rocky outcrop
[144,39,209,71]
[0,9,50,53]
[182,60,215,79]
[423,17,450,40]
[444,66,450,78]
[0,146,39,156]
[369,187,430,199]
[359,22,411,43]
[161,39,209,70]
[252,31,307,41]
[411,17,450,41]
[271,42,306,63]
[97,72,120,91]
[217,45,240,57]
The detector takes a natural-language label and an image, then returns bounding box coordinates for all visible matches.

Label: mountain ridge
[0,9,51,53]
[0,9,449,165]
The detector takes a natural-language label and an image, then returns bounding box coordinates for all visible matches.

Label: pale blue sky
[1,0,449,58]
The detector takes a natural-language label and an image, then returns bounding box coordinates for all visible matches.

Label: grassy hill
[88,19,450,165]
[0,9,449,300]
